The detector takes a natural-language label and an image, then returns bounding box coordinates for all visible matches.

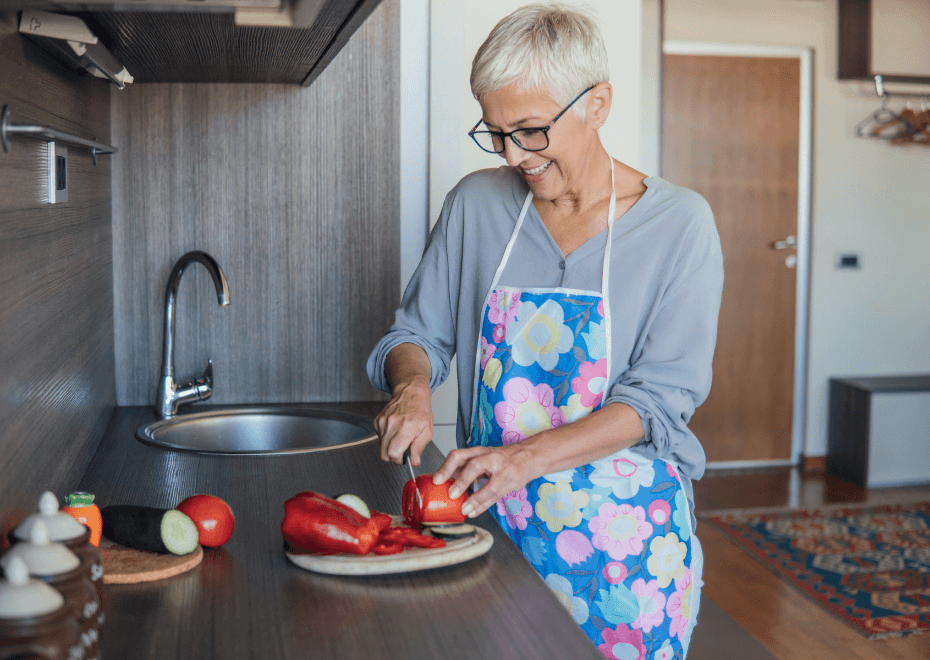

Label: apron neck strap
[602,157,616,296]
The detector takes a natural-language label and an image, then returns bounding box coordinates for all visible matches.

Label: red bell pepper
[281,491,448,558]
[369,510,395,533]
[281,492,384,555]
[371,540,405,555]
[402,475,468,526]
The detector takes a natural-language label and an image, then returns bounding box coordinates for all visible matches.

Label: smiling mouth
[523,161,552,176]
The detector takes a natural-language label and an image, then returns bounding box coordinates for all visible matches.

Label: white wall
[427,0,651,455]
[872,0,930,76]
[429,0,647,227]
[664,0,930,458]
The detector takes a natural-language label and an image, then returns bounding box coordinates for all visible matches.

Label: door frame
[662,41,813,468]
[400,0,431,295]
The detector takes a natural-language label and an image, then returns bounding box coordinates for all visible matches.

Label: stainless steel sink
[136,407,377,455]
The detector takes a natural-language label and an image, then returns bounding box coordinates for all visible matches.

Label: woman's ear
[588,82,613,127]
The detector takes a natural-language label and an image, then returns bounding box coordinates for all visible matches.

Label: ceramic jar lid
[13,491,86,542]
[3,519,80,577]
[0,555,66,618]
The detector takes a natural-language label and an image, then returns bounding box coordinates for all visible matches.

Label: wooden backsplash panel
[112,0,399,407]
[0,13,115,525]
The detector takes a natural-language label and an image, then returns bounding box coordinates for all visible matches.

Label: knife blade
[403,447,423,509]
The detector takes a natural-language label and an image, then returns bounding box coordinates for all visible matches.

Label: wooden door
[662,54,800,463]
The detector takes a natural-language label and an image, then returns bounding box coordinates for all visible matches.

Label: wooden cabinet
[828,375,930,488]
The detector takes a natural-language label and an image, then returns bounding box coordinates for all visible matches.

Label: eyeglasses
[468,85,596,154]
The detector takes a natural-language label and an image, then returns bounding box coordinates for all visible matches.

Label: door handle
[772,235,796,250]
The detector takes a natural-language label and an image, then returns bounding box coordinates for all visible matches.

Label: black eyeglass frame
[468,85,597,154]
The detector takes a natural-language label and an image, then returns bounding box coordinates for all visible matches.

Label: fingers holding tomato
[435,445,535,519]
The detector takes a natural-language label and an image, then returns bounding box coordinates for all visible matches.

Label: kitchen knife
[403,447,423,509]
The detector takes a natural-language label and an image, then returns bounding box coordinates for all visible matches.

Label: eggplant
[101,505,199,555]
[428,523,478,540]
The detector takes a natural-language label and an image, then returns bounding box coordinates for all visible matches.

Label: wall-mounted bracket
[19,10,134,89]
[873,75,930,100]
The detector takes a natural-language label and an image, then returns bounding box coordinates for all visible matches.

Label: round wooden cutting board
[98,538,203,584]
[286,520,493,576]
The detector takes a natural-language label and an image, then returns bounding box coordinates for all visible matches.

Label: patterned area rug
[702,501,930,639]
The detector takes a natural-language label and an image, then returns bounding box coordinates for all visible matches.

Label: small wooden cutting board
[98,538,203,584]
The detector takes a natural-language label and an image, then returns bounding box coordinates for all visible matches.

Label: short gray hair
[470,3,609,121]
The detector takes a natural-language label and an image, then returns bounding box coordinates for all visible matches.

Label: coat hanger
[890,96,930,146]
[909,97,930,145]
[889,102,919,145]
[856,95,913,140]
[855,75,930,143]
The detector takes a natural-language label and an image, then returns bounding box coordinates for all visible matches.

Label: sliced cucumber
[160,509,200,555]
[335,493,370,519]
[101,505,199,555]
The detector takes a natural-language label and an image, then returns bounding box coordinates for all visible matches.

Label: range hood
[1,1,280,9]
[4,0,381,85]
[1,1,326,27]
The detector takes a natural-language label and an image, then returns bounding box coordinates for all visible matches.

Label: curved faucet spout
[158,250,230,418]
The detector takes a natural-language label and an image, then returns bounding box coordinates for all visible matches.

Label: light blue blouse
[367,167,724,522]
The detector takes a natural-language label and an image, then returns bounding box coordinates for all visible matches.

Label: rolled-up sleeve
[367,200,459,394]
[604,196,724,479]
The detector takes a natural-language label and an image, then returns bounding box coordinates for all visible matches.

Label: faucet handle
[197,359,214,388]
[191,360,214,402]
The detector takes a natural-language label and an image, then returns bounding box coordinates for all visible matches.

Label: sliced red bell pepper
[377,523,446,550]
[369,510,394,533]
[281,492,382,555]
[281,492,447,557]
[399,532,446,549]
[371,540,405,555]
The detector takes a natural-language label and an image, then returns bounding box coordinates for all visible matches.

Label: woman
[367,4,723,658]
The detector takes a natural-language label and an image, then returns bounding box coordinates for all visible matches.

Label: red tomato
[403,474,467,526]
[176,494,235,547]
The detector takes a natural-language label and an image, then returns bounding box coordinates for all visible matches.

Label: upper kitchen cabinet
[1,0,384,85]
[839,0,930,83]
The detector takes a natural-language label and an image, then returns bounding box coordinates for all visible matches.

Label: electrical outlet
[836,253,861,269]
[48,141,67,203]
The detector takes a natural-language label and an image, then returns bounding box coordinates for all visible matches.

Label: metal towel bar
[1,104,117,165]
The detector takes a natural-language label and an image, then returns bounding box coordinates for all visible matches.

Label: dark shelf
[838,0,930,85]
[828,375,930,488]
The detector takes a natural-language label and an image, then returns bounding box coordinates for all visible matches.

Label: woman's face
[478,83,606,203]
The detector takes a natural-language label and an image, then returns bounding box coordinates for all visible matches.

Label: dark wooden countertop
[78,404,603,660]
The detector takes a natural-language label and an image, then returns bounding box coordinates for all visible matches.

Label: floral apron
[469,162,698,660]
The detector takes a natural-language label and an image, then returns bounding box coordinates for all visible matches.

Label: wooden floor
[692,468,930,660]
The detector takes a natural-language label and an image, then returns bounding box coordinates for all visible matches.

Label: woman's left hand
[431,444,537,519]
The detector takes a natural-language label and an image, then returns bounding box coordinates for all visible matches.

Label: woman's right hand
[374,374,433,466]
[374,343,435,466]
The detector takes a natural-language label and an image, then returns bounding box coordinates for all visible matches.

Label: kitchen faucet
[156,250,230,419]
